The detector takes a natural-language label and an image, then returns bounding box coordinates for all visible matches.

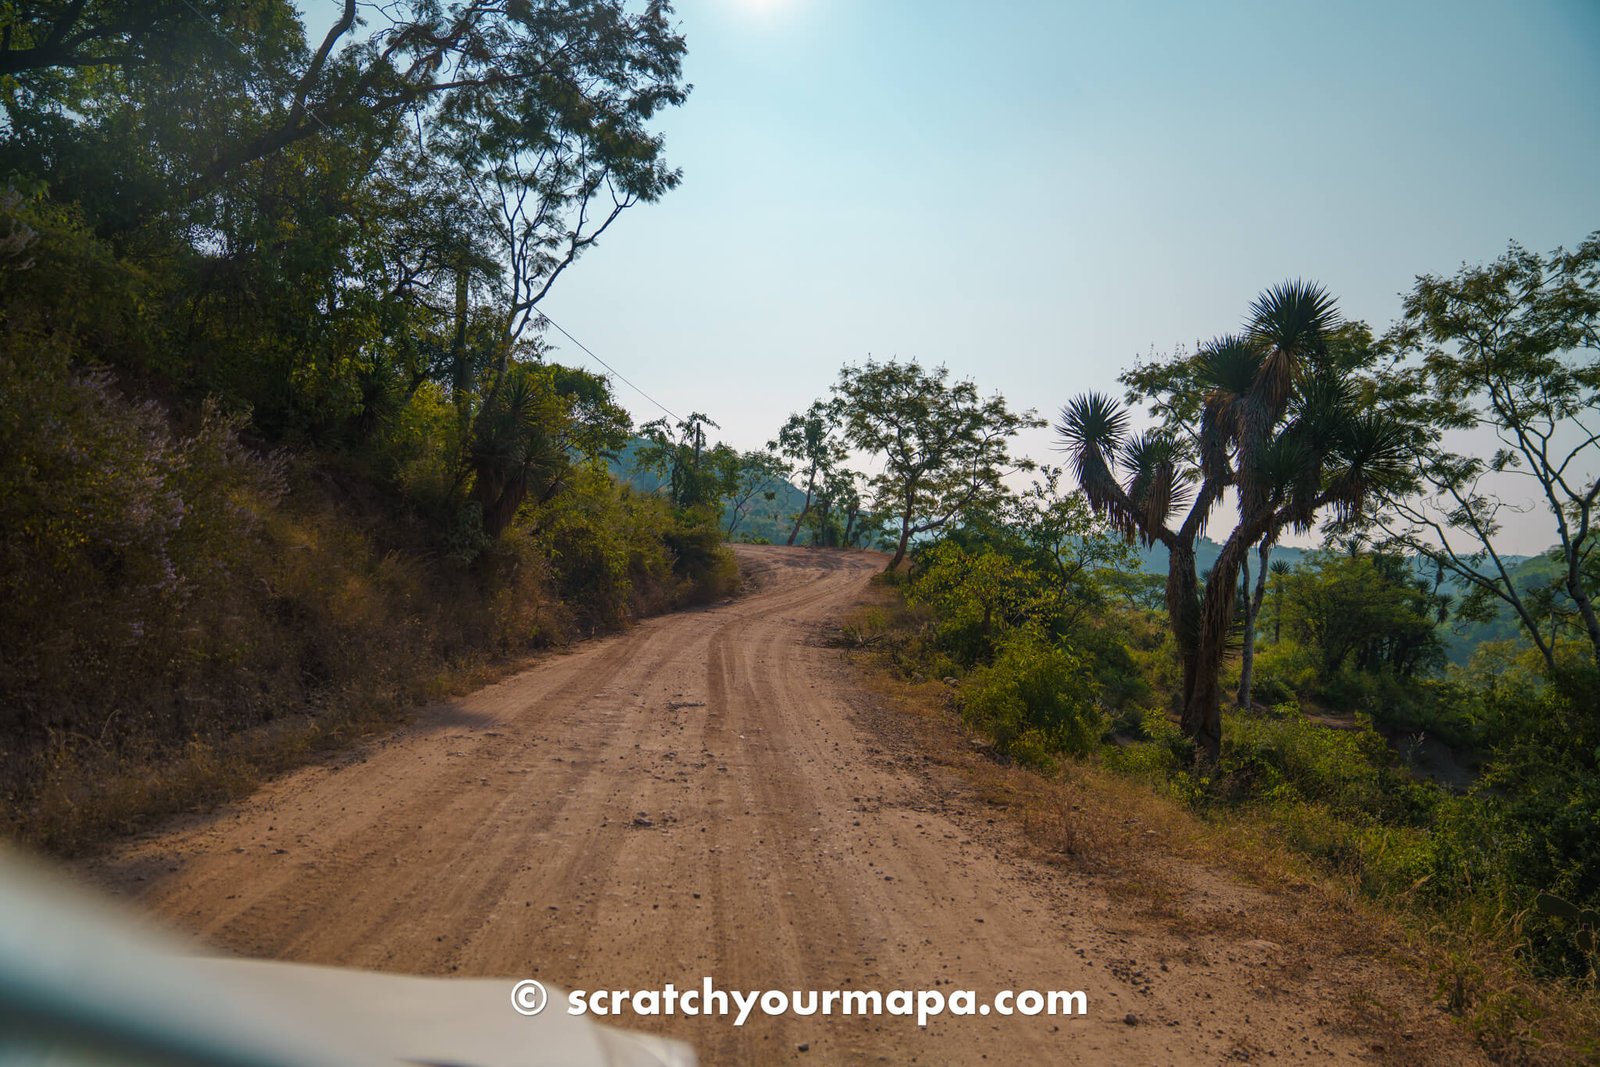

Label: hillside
[606,437,813,544]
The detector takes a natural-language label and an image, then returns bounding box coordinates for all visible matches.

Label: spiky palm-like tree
[1237,537,1274,710]
[1056,283,1412,762]
[1268,558,1293,643]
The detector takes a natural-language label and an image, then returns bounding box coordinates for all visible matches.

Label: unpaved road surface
[83,547,1472,1065]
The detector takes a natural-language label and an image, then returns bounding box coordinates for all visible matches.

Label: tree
[1236,537,1274,708]
[827,467,870,547]
[1267,558,1293,643]
[1371,234,1600,671]
[1,0,688,453]
[835,359,1040,572]
[723,449,788,537]
[801,465,863,547]
[1057,283,1415,761]
[467,361,630,539]
[984,466,1139,635]
[635,413,738,512]
[3,0,689,208]
[1274,551,1446,680]
[772,401,845,546]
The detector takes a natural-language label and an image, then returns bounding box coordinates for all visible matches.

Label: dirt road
[82,547,1474,1065]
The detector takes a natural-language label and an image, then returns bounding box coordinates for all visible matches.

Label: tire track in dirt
[78,546,1477,1065]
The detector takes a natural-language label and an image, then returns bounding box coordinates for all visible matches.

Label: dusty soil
[80,546,1483,1065]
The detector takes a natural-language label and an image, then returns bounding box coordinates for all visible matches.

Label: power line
[536,310,682,423]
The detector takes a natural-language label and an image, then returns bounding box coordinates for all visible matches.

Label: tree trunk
[1186,527,1263,764]
[471,466,527,541]
[1563,554,1600,671]
[886,507,914,573]
[786,478,814,546]
[1183,653,1224,764]
[1165,540,1204,750]
[1237,540,1272,708]
[450,268,472,436]
[813,500,833,546]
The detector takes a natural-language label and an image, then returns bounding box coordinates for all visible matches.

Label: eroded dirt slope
[82,546,1479,1065]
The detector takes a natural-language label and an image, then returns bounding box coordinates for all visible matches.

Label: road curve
[81,547,1432,1065]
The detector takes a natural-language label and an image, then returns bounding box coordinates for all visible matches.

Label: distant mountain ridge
[604,442,1546,663]
[605,438,810,543]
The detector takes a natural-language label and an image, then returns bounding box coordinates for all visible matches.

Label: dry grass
[840,622,1600,1066]
[5,473,741,856]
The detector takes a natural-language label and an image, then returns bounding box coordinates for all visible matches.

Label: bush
[906,541,1057,667]
[0,335,737,849]
[0,332,285,749]
[1211,706,1431,824]
[957,630,1105,771]
[1103,708,1192,790]
[1427,676,1600,978]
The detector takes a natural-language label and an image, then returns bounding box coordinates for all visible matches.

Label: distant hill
[1136,539,1312,578]
[604,438,811,544]
[1136,536,1543,664]
[1437,550,1557,663]
[605,447,1551,662]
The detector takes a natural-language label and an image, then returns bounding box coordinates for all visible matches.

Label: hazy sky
[319,0,1600,550]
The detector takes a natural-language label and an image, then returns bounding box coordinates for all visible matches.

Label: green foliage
[1061,287,1424,760]
[1211,707,1427,824]
[634,413,741,512]
[1374,232,1600,672]
[834,359,1041,570]
[722,448,789,538]
[1103,708,1193,788]
[771,400,846,545]
[1272,551,1446,678]
[907,542,1059,666]
[0,0,689,503]
[958,630,1105,771]
[468,361,630,540]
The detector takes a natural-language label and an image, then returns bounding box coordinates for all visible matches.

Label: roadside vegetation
[826,246,1600,1062]
[3,3,1597,1058]
[0,2,739,850]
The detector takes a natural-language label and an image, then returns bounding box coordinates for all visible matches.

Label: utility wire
[536,310,682,423]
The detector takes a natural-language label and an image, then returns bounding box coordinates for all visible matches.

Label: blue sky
[321,0,1600,549]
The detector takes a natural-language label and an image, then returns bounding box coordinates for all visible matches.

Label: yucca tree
[1057,283,1414,762]
[1268,558,1293,642]
[1236,537,1273,710]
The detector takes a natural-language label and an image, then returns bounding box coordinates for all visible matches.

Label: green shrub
[957,630,1105,771]
[1211,707,1430,824]
[907,541,1058,667]
[1103,708,1191,785]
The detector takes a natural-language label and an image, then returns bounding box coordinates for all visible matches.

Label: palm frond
[1247,279,1341,353]
[1324,412,1414,524]
[1255,434,1314,497]
[1196,334,1262,397]
[1055,392,1130,514]
[1055,391,1128,452]
[1194,335,1261,482]
[1120,431,1190,544]
[1247,280,1340,414]
[1286,366,1355,451]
